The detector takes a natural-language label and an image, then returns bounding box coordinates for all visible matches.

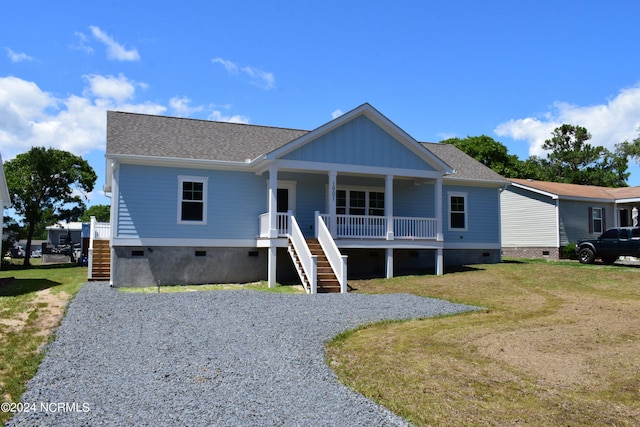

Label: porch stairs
[288,238,341,293]
[89,239,111,281]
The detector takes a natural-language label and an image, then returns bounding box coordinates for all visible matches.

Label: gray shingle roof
[421,143,508,183]
[107,110,507,184]
[107,111,309,162]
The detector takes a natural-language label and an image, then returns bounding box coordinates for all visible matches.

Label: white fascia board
[510,182,559,199]
[614,197,640,204]
[106,153,254,171]
[335,239,445,249]
[259,159,444,179]
[263,103,453,174]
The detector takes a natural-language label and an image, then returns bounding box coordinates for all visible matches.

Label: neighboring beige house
[501,178,640,259]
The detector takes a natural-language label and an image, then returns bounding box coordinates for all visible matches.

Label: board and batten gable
[281,115,436,171]
[115,164,266,241]
[501,185,558,248]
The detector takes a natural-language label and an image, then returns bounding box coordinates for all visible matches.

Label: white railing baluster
[315,212,348,293]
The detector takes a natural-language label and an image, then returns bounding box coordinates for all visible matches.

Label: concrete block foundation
[112,246,268,287]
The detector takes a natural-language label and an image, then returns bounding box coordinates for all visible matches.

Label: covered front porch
[257,166,446,290]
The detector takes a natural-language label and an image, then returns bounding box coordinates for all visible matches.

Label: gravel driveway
[8,282,478,426]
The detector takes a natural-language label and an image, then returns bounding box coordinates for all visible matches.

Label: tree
[616,130,640,165]
[537,124,629,187]
[79,204,110,222]
[439,135,528,178]
[4,147,97,266]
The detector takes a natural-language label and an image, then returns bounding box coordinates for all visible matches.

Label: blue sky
[2,0,640,209]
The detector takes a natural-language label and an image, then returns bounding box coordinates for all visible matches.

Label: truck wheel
[578,247,595,264]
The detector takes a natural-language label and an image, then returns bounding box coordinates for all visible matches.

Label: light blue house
[105,104,506,291]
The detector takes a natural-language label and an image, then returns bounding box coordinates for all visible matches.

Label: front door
[277,188,289,234]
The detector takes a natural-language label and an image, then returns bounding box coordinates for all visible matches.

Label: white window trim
[592,207,603,234]
[448,191,468,231]
[334,185,385,216]
[177,175,208,225]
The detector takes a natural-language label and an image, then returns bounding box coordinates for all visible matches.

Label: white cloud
[71,32,94,54]
[83,74,138,103]
[331,109,344,119]
[212,57,275,90]
[0,75,165,161]
[89,26,140,61]
[208,110,249,124]
[495,84,640,157]
[169,96,204,117]
[4,47,35,63]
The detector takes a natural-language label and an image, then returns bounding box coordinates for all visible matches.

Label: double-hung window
[178,176,208,224]
[449,192,467,230]
[590,207,603,234]
[336,189,385,216]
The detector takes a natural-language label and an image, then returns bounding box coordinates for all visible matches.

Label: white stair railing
[315,212,348,293]
[287,211,317,294]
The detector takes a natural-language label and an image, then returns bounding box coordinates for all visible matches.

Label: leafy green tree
[4,147,96,266]
[616,130,640,165]
[537,124,629,187]
[1,216,20,259]
[439,135,527,177]
[80,204,110,222]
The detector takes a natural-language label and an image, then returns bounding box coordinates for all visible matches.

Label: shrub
[561,243,577,260]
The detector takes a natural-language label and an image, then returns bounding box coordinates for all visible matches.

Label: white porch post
[435,177,444,275]
[268,244,277,288]
[436,247,444,276]
[385,174,394,240]
[386,248,394,278]
[268,166,278,238]
[328,170,337,237]
[435,177,443,241]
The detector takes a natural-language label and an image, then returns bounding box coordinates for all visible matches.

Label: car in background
[577,227,640,264]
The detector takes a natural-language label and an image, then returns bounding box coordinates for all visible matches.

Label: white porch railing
[88,216,111,280]
[319,214,438,240]
[288,214,317,294]
[393,216,437,240]
[259,212,290,237]
[315,213,348,293]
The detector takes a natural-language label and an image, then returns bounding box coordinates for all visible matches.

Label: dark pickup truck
[577,227,640,264]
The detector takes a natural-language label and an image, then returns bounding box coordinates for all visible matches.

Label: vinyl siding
[558,200,615,245]
[116,164,265,240]
[443,185,501,244]
[501,186,557,247]
[282,115,434,171]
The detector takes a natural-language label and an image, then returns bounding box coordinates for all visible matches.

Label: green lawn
[327,260,640,426]
[0,262,87,424]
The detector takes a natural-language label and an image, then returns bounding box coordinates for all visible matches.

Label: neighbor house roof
[106,109,506,184]
[509,178,640,202]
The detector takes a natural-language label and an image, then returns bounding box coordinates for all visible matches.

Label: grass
[2,258,639,425]
[0,262,87,424]
[326,259,640,426]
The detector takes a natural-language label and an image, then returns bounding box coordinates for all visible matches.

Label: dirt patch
[476,292,640,388]
[0,289,70,339]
